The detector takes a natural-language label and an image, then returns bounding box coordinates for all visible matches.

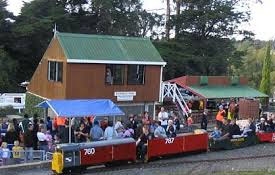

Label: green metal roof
[56,32,165,65]
[188,85,268,99]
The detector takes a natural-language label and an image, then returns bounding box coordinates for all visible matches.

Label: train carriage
[209,134,258,150]
[256,132,275,143]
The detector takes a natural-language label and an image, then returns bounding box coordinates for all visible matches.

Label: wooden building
[26,32,166,117]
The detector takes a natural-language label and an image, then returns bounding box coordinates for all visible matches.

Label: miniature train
[52,131,275,174]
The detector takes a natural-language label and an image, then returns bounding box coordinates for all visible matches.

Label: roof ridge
[57,32,150,41]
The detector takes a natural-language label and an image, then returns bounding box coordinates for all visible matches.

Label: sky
[6,0,275,41]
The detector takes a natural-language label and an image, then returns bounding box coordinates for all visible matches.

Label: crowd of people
[211,98,269,141]
[0,107,183,164]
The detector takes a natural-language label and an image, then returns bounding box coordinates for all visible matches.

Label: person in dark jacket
[4,123,19,148]
[201,110,208,130]
[229,119,241,137]
[33,118,39,150]
[24,124,34,161]
[59,120,75,143]
[20,114,31,133]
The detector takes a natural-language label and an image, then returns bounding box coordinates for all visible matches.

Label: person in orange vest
[54,116,66,135]
[216,105,225,129]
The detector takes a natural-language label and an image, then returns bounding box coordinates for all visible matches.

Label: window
[14,97,21,103]
[127,65,145,85]
[105,65,124,85]
[48,61,63,82]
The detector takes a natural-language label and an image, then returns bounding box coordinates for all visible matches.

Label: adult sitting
[123,123,134,138]
[229,119,241,137]
[259,118,267,132]
[75,123,89,143]
[136,125,152,162]
[104,121,118,140]
[90,120,103,141]
[248,118,256,134]
[166,120,176,138]
[154,121,167,138]
[219,119,230,140]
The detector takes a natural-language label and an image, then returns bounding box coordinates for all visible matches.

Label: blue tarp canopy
[36,99,125,117]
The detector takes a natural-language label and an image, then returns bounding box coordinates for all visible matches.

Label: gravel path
[5,143,275,175]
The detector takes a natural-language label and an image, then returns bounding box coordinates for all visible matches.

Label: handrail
[161,82,190,117]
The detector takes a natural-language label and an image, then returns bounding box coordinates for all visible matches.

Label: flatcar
[209,134,258,150]
[52,132,209,174]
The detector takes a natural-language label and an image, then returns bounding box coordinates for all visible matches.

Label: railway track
[67,153,275,174]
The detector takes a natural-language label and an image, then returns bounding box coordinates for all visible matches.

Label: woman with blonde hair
[4,123,19,147]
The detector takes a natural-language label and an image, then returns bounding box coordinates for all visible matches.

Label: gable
[56,32,166,65]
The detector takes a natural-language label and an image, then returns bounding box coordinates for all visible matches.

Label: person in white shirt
[158,107,169,129]
[104,121,118,140]
[37,128,48,160]
[154,121,167,138]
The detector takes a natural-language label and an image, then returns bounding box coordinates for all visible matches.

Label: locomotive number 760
[84,148,96,155]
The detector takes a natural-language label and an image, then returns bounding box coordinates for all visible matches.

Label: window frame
[47,60,63,82]
[127,65,145,85]
[105,64,125,85]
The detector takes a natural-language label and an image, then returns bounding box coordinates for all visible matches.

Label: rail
[0,150,48,166]
[161,82,190,117]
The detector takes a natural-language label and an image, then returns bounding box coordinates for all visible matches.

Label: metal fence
[0,150,51,166]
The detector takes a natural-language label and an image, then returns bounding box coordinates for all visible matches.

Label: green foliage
[25,92,44,117]
[259,41,272,96]
[0,105,16,118]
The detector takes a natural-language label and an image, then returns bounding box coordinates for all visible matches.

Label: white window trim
[67,59,167,66]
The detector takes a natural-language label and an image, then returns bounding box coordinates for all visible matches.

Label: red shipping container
[239,99,259,120]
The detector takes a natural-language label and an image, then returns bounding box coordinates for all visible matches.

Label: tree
[165,0,171,40]
[259,41,272,96]
[0,0,18,92]
[156,0,253,79]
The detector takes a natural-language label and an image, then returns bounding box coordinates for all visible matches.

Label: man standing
[24,124,34,162]
[19,114,31,133]
[201,110,208,130]
[158,107,169,130]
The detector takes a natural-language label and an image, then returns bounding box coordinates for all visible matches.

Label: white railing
[161,82,190,117]
[0,150,47,166]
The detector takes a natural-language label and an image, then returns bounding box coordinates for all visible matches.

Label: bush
[0,105,16,118]
[25,92,44,117]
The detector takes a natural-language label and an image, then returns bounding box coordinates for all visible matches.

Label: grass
[214,171,275,175]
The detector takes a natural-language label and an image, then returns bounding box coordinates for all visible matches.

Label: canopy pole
[69,118,72,144]
[113,116,115,139]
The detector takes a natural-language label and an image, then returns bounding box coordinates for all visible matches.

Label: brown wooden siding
[27,38,67,99]
[66,64,161,102]
[184,76,248,86]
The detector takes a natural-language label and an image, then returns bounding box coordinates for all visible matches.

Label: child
[187,115,193,132]
[1,142,10,165]
[45,131,53,151]
[12,140,23,164]
[210,126,221,140]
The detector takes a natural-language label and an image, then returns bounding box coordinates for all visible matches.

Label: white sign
[114,91,136,101]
